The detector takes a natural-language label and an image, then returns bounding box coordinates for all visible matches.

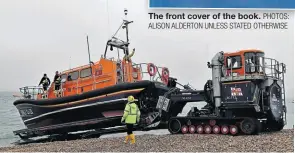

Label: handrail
[19,86,44,100]
[226,56,286,81]
[124,63,167,84]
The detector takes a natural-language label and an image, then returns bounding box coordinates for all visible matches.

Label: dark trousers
[126,124,134,135]
[55,84,60,90]
[43,85,48,91]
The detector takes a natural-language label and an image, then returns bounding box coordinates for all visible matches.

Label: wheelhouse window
[244,52,265,73]
[80,67,92,78]
[68,71,79,81]
[61,74,67,82]
[226,56,242,69]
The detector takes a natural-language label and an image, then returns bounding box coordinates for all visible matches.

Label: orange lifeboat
[13,10,173,130]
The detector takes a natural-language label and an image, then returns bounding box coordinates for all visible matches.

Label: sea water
[0,92,293,148]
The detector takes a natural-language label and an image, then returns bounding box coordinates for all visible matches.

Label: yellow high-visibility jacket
[121,102,140,124]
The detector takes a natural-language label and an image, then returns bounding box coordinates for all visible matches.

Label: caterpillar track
[168,117,262,135]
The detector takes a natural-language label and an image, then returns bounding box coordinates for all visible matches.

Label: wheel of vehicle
[168,119,182,134]
[240,118,257,135]
[229,125,238,135]
[196,125,204,134]
[204,125,212,134]
[212,125,220,134]
[188,125,196,134]
[221,125,229,134]
[181,125,188,134]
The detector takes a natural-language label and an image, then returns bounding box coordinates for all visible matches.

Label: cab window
[227,56,242,69]
[244,52,265,73]
[80,67,92,78]
[68,71,79,81]
[61,74,67,82]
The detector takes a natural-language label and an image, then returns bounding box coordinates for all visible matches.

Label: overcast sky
[0,0,294,100]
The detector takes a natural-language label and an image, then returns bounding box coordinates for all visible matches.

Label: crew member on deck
[121,95,141,144]
[53,71,62,97]
[39,73,51,91]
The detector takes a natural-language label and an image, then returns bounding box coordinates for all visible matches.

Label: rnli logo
[231,87,243,96]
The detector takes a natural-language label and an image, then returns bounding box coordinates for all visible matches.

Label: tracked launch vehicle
[148,49,287,135]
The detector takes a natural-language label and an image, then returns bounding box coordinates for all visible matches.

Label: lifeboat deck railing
[19,86,44,100]
[102,56,169,83]
[132,63,168,83]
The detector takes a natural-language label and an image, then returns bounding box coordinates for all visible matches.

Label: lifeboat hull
[13,80,169,129]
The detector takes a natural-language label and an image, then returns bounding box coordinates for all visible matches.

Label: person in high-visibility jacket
[121,95,141,144]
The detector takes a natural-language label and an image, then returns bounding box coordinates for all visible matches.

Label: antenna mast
[124,9,129,42]
[86,35,93,67]
[103,9,133,58]
[123,8,133,43]
[122,8,133,56]
[69,56,71,69]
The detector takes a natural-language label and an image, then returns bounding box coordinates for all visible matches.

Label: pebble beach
[0,129,293,152]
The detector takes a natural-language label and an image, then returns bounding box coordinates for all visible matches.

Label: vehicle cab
[224,49,265,77]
